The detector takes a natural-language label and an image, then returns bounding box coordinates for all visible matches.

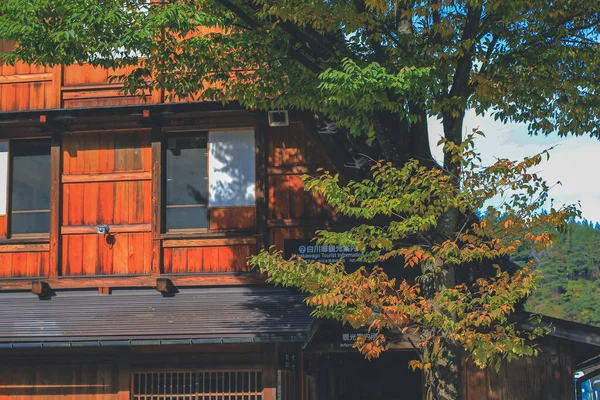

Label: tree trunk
[373,107,434,167]
[422,337,463,400]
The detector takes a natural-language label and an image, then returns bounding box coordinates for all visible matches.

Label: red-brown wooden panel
[0,216,6,238]
[62,181,151,226]
[63,64,138,86]
[267,121,329,167]
[209,207,256,231]
[268,175,334,220]
[0,362,118,400]
[0,250,50,278]
[61,232,151,276]
[0,49,58,112]
[62,131,151,174]
[162,244,254,274]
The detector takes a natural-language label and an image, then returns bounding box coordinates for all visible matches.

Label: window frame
[8,138,52,239]
[160,128,258,236]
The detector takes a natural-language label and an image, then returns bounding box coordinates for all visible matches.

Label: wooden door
[60,130,152,276]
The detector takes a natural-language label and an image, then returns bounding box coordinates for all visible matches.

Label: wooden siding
[0,362,118,400]
[209,207,256,231]
[0,247,49,278]
[162,238,255,274]
[60,131,153,276]
[0,216,6,238]
[0,344,279,400]
[266,121,336,251]
[0,112,341,287]
[462,339,574,400]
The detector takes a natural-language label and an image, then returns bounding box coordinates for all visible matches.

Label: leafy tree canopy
[250,134,579,399]
[0,0,598,164]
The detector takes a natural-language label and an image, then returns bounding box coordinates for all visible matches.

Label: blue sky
[428,111,600,223]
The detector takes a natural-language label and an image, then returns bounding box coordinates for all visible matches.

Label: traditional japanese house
[0,40,599,400]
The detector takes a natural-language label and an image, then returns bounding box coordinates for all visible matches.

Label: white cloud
[428,111,600,223]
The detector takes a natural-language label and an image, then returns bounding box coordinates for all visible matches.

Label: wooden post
[49,132,61,277]
[118,351,132,400]
[150,124,162,274]
[263,343,279,400]
[255,122,269,251]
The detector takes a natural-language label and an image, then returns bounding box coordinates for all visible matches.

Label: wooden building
[1,51,600,400]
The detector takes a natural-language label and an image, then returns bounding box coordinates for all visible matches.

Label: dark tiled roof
[0,286,314,347]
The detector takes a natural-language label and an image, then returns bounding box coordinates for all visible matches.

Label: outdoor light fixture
[268,110,289,127]
[97,224,110,235]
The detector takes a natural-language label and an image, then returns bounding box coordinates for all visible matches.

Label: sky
[428,111,600,224]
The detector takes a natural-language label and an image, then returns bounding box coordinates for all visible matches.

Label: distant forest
[513,220,600,327]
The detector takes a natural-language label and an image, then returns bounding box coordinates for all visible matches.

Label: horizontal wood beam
[0,273,265,291]
[267,219,335,228]
[62,171,152,183]
[267,164,335,175]
[0,243,50,253]
[61,83,124,91]
[0,72,53,84]
[61,223,151,235]
[162,237,257,248]
[62,90,135,100]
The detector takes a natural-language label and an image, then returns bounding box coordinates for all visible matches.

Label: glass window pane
[165,134,208,230]
[166,135,208,206]
[11,139,51,212]
[166,207,208,230]
[11,211,50,235]
[10,139,51,234]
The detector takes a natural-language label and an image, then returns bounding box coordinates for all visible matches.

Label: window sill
[0,236,50,245]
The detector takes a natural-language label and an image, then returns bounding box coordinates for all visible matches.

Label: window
[10,139,51,235]
[164,130,256,232]
[165,133,209,230]
[132,370,263,400]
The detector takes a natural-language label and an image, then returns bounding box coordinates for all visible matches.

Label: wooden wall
[462,339,574,400]
[0,95,340,286]
[0,41,60,112]
[265,121,337,250]
[0,343,282,400]
[0,362,119,400]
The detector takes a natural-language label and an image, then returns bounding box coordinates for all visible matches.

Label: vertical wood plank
[218,246,233,272]
[113,181,128,224]
[263,343,278,400]
[97,181,115,224]
[255,124,268,251]
[52,64,63,109]
[128,233,145,274]
[98,234,114,275]
[83,182,100,225]
[50,133,62,278]
[68,183,85,226]
[67,235,83,276]
[112,232,129,275]
[162,247,172,274]
[11,252,28,278]
[82,234,99,275]
[0,253,12,278]
[0,215,7,238]
[150,127,162,274]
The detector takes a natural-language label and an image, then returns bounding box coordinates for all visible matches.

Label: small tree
[250,134,579,400]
